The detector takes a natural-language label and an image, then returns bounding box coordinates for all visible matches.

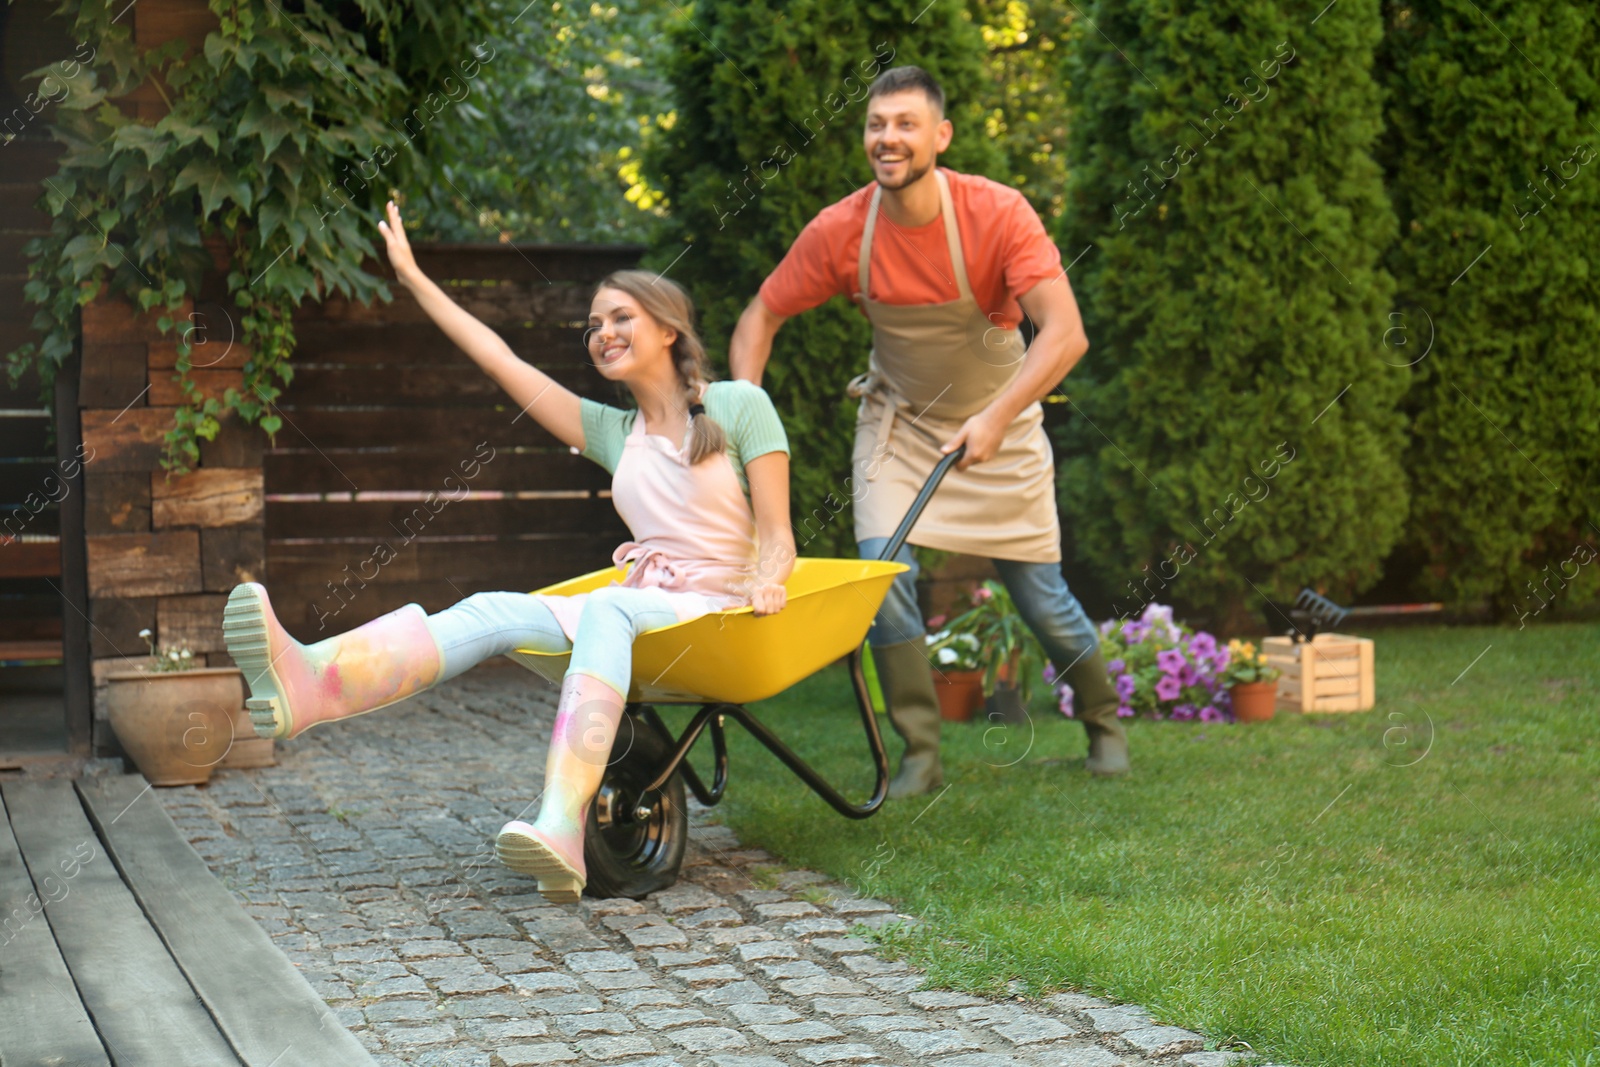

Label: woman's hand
[372,196,584,449]
[377,199,422,287]
[751,582,788,616]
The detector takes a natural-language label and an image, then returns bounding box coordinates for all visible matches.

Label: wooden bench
[0,534,63,667]
[0,534,60,579]
[0,640,63,665]
[0,774,375,1066]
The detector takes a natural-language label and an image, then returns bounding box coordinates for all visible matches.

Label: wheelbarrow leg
[708,649,891,819]
[633,653,891,821]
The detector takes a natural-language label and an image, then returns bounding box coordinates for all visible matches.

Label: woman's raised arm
[377,200,584,450]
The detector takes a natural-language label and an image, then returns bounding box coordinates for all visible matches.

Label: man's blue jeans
[858,537,1102,673]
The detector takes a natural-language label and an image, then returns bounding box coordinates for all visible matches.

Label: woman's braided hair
[592,269,727,464]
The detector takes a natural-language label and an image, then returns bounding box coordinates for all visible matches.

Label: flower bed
[1054,603,1235,722]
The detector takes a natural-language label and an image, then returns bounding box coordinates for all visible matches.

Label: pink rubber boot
[222,583,443,740]
[495,671,625,903]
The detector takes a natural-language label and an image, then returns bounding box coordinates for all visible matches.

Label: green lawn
[679,622,1600,1067]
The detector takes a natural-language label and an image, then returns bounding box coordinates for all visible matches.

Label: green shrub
[1375,1,1600,618]
[644,1,1003,556]
[8,0,496,470]
[970,0,1074,226]
[1052,0,1409,630]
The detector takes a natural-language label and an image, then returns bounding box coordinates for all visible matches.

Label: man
[728,65,1129,795]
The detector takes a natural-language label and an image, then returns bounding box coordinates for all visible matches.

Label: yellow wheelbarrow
[510,447,965,898]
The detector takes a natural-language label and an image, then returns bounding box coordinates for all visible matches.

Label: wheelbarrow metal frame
[622,445,966,821]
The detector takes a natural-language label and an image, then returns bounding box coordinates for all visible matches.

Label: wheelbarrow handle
[875,444,967,563]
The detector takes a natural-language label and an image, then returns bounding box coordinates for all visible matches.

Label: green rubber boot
[872,639,945,798]
[1060,645,1130,777]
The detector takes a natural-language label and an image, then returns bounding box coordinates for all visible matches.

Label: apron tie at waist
[848,369,917,482]
[613,542,756,601]
[613,543,683,590]
[845,368,879,400]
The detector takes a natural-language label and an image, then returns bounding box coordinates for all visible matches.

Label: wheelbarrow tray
[508,557,908,705]
[501,449,964,899]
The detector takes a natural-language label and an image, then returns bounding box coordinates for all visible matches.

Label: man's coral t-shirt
[758,167,1063,331]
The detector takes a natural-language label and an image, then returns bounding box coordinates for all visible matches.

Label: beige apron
[847,168,1060,563]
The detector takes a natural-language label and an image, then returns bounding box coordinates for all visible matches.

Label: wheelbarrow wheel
[583,710,687,899]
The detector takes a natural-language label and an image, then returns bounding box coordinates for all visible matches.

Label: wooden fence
[263,245,640,640]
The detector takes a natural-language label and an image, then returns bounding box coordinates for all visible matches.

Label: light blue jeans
[859,537,1102,673]
[424,588,680,698]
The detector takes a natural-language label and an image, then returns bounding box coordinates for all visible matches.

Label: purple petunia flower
[1199,704,1226,723]
[1170,702,1198,721]
[1141,603,1174,627]
[1211,647,1232,673]
[1122,621,1150,644]
[1116,703,1135,718]
[1178,663,1201,687]
[1043,663,1057,684]
[1115,674,1138,700]
[1156,649,1186,675]
[1057,684,1075,718]
[1188,632,1218,659]
[1107,658,1126,676]
[1155,675,1182,702]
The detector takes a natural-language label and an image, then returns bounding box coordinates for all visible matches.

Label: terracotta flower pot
[1230,680,1279,723]
[933,668,984,722]
[217,701,277,769]
[104,667,246,786]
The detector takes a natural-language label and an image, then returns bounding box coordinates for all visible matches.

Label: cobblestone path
[156,660,1265,1067]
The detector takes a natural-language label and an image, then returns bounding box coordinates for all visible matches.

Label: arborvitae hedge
[644,1,1002,556]
[1377,1,1600,618]
[1052,0,1409,629]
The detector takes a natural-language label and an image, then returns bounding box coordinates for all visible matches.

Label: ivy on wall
[9,0,499,471]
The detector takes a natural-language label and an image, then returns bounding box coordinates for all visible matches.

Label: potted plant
[102,630,250,786]
[938,580,1048,725]
[1086,603,1234,722]
[1221,639,1281,722]
[924,626,985,722]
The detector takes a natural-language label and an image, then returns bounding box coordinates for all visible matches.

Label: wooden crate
[1263,633,1375,713]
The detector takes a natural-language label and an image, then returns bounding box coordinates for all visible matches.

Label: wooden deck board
[1,778,242,1066]
[78,774,377,1067]
[0,787,113,1067]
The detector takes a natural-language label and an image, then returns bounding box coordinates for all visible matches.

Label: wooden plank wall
[78,286,260,676]
[266,245,639,641]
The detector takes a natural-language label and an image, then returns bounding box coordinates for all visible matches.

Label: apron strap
[934,169,974,304]
[856,170,974,304]
[857,184,882,297]
[849,168,978,482]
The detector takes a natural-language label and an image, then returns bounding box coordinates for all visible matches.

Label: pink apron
[531,395,760,641]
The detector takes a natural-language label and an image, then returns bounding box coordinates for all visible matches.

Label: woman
[222,199,794,903]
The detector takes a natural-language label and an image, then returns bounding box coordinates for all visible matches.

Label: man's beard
[874,154,933,191]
